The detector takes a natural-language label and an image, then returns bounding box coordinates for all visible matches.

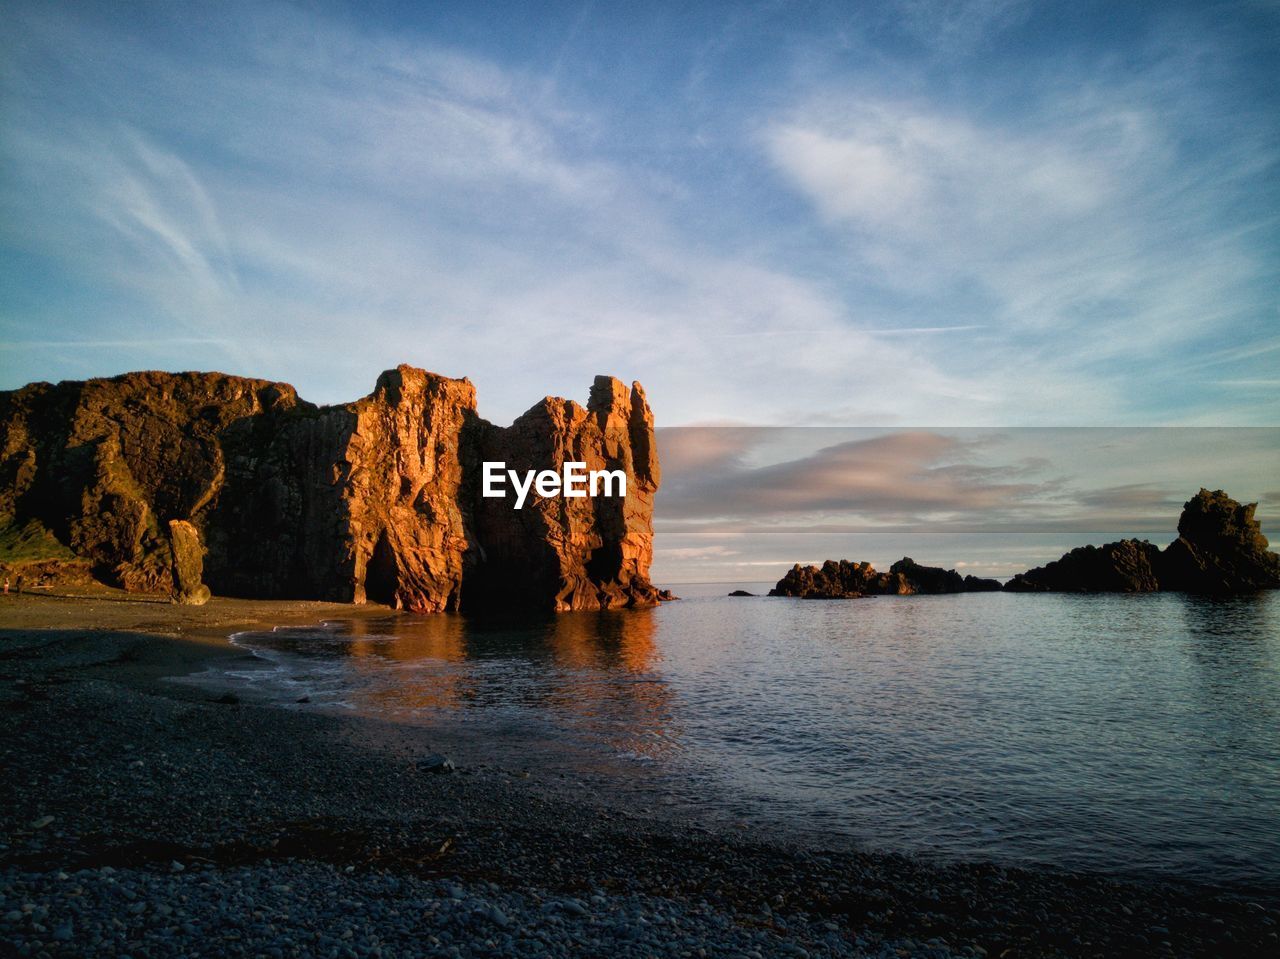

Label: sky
[3,1,1278,581]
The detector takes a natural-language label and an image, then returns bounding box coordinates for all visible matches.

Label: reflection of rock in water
[1180,592,1279,761]
[341,616,469,712]
[544,609,659,673]
[297,611,677,761]
[542,610,678,761]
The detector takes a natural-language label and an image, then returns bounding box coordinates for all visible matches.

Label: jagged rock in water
[1158,488,1280,593]
[770,557,1000,598]
[890,557,964,593]
[167,519,210,606]
[769,560,908,598]
[889,557,1000,593]
[0,366,665,613]
[1003,540,1163,593]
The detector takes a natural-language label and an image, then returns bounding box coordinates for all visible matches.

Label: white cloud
[766,125,927,224]
[2,1,1275,428]
[764,100,1131,290]
[761,77,1277,422]
[658,545,741,560]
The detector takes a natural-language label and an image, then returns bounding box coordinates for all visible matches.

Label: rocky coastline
[771,489,1280,599]
[0,367,665,614]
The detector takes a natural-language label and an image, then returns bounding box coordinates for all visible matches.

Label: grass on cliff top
[0,520,79,565]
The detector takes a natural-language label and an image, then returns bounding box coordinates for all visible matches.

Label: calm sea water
[218,586,1280,887]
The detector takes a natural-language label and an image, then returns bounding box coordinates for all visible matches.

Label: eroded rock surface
[0,366,665,612]
[167,519,210,606]
[469,377,661,612]
[1158,488,1280,593]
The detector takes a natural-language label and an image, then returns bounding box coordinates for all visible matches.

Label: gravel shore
[2,592,1277,957]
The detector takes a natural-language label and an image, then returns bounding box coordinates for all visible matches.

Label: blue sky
[3,1,1279,581]
[3,0,1277,428]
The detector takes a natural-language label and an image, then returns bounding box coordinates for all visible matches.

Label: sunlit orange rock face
[0,365,664,613]
[469,376,662,612]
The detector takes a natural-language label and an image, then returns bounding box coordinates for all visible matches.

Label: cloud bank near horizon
[2,0,1278,427]
[651,427,1280,582]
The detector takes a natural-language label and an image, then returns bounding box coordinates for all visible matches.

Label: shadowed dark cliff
[0,366,665,613]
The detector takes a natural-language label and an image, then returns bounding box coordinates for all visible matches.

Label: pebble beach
[2,591,1278,958]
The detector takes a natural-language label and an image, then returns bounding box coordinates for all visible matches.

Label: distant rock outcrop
[1158,488,1280,593]
[770,491,1279,600]
[769,557,998,598]
[890,557,1001,593]
[769,560,899,599]
[1005,490,1279,595]
[1003,540,1163,593]
[0,366,666,612]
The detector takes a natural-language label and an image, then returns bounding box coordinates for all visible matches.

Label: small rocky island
[772,489,1280,598]
[770,557,1001,598]
[0,366,667,613]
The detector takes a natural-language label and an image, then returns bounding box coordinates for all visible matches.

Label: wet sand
[1,591,1278,957]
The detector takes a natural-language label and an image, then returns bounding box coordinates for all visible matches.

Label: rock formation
[1004,490,1279,595]
[769,557,999,598]
[0,366,666,613]
[1158,488,1280,593]
[769,560,899,599]
[1003,540,1163,593]
[167,519,210,606]
[770,492,1277,599]
[468,376,662,612]
[890,557,1001,593]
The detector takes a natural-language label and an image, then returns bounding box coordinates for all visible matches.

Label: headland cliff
[0,366,665,612]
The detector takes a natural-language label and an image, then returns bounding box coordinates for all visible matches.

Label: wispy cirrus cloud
[1,2,983,423]
[761,37,1280,423]
[2,1,1276,428]
[893,0,1034,53]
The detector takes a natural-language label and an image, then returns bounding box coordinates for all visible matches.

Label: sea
[202,585,1280,888]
